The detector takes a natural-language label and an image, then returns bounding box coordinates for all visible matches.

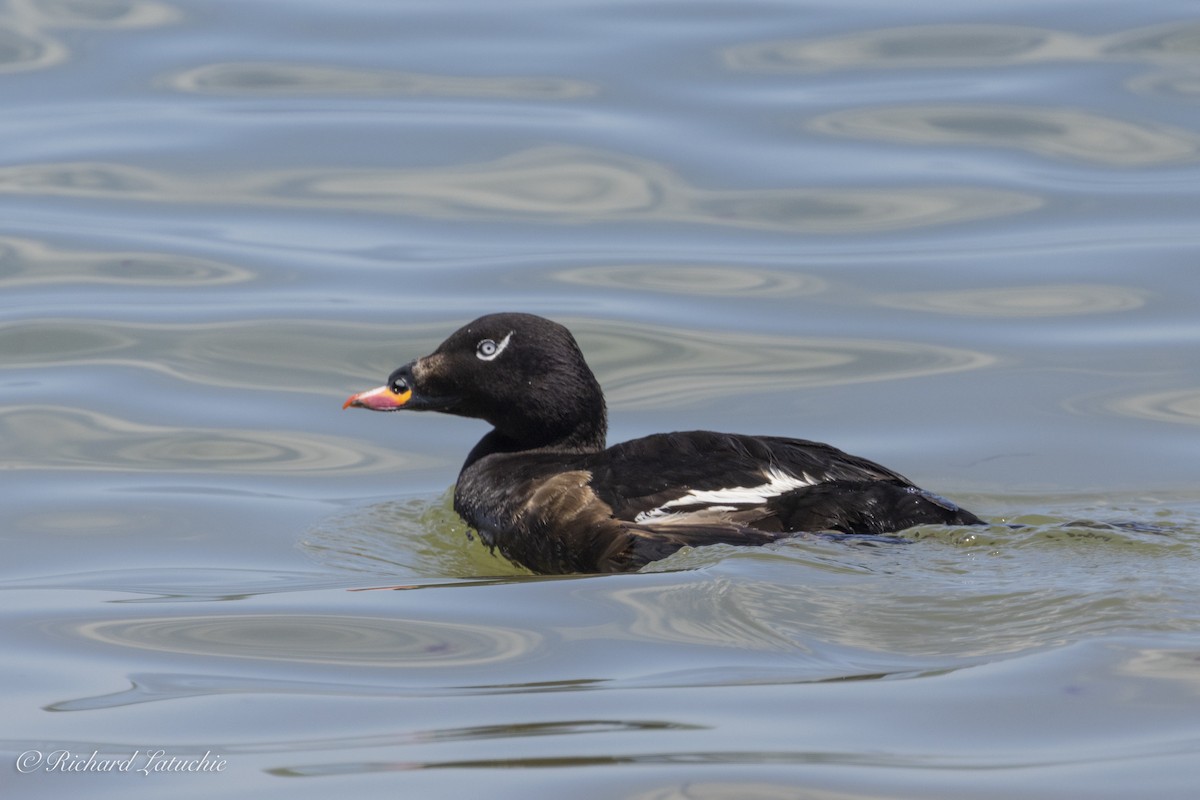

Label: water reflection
[0,319,138,362]
[723,24,1096,72]
[17,508,145,535]
[0,406,417,474]
[722,20,1200,72]
[629,784,854,800]
[12,0,179,28]
[629,512,1200,663]
[1104,20,1200,61]
[0,318,433,394]
[0,21,66,73]
[1127,70,1200,101]
[874,283,1147,317]
[69,613,540,666]
[166,62,595,99]
[576,319,995,409]
[3,567,351,602]
[682,186,1038,233]
[0,146,1041,233]
[47,671,386,711]
[0,0,178,73]
[1114,20,1200,103]
[1094,387,1200,427]
[1120,645,1200,694]
[0,161,166,195]
[551,264,827,298]
[809,105,1200,166]
[303,490,526,578]
[603,576,798,653]
[0,236,252,287]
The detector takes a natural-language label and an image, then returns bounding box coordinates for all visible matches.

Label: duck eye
[475,331,513,362]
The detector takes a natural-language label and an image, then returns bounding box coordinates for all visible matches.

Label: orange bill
[343,385,412,411]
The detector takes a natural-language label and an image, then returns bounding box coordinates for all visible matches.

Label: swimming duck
[344,312,981,574]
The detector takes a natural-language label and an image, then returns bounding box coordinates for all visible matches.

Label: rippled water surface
[3,0,1199,797]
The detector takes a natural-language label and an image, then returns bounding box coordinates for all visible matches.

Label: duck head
[344,312,607,452]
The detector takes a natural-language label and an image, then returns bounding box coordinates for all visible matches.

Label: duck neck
[462,411,607,471]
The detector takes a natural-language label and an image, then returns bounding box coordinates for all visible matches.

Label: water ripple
[578,319,995,409]
[874,283,1148,317]
[164,61,596,99]
[0,236,252,287]
[1113,21,1200,103]
[0,319,427,394]
[0,147,1042,233]
[0,21,66,73]
[1069,387,1200,427]
[66,613,540,667]
[723,24,1096,72]
[1127,70,1200,101]
[0,0,178,74]
[12,0,180,29]
[684,518,1200,660]
[303,490,526,578]
[0,319,137,362]
[1104,20,1200,61]
[722,20,1200,72]
[551,264,827,298]
[809,105,1200,167]
[0,405,414,474]
[602,577,797,653]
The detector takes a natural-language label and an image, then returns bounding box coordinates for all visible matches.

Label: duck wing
[581,431,979,570]
[586,430,910,520]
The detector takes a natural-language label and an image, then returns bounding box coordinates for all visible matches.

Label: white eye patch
[476,331,513,361]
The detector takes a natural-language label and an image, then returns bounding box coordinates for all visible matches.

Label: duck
[344,312,982,574]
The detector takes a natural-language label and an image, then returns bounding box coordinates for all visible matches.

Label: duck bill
[343,384,412,411]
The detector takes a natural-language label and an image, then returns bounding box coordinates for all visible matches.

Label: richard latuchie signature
[15,749,227,776]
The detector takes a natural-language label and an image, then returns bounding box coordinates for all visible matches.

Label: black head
[345,313,607,453]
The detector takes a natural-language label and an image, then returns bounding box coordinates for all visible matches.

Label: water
[2,0,1199,797]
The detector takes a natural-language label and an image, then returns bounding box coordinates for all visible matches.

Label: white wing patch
[634,466,816,523]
